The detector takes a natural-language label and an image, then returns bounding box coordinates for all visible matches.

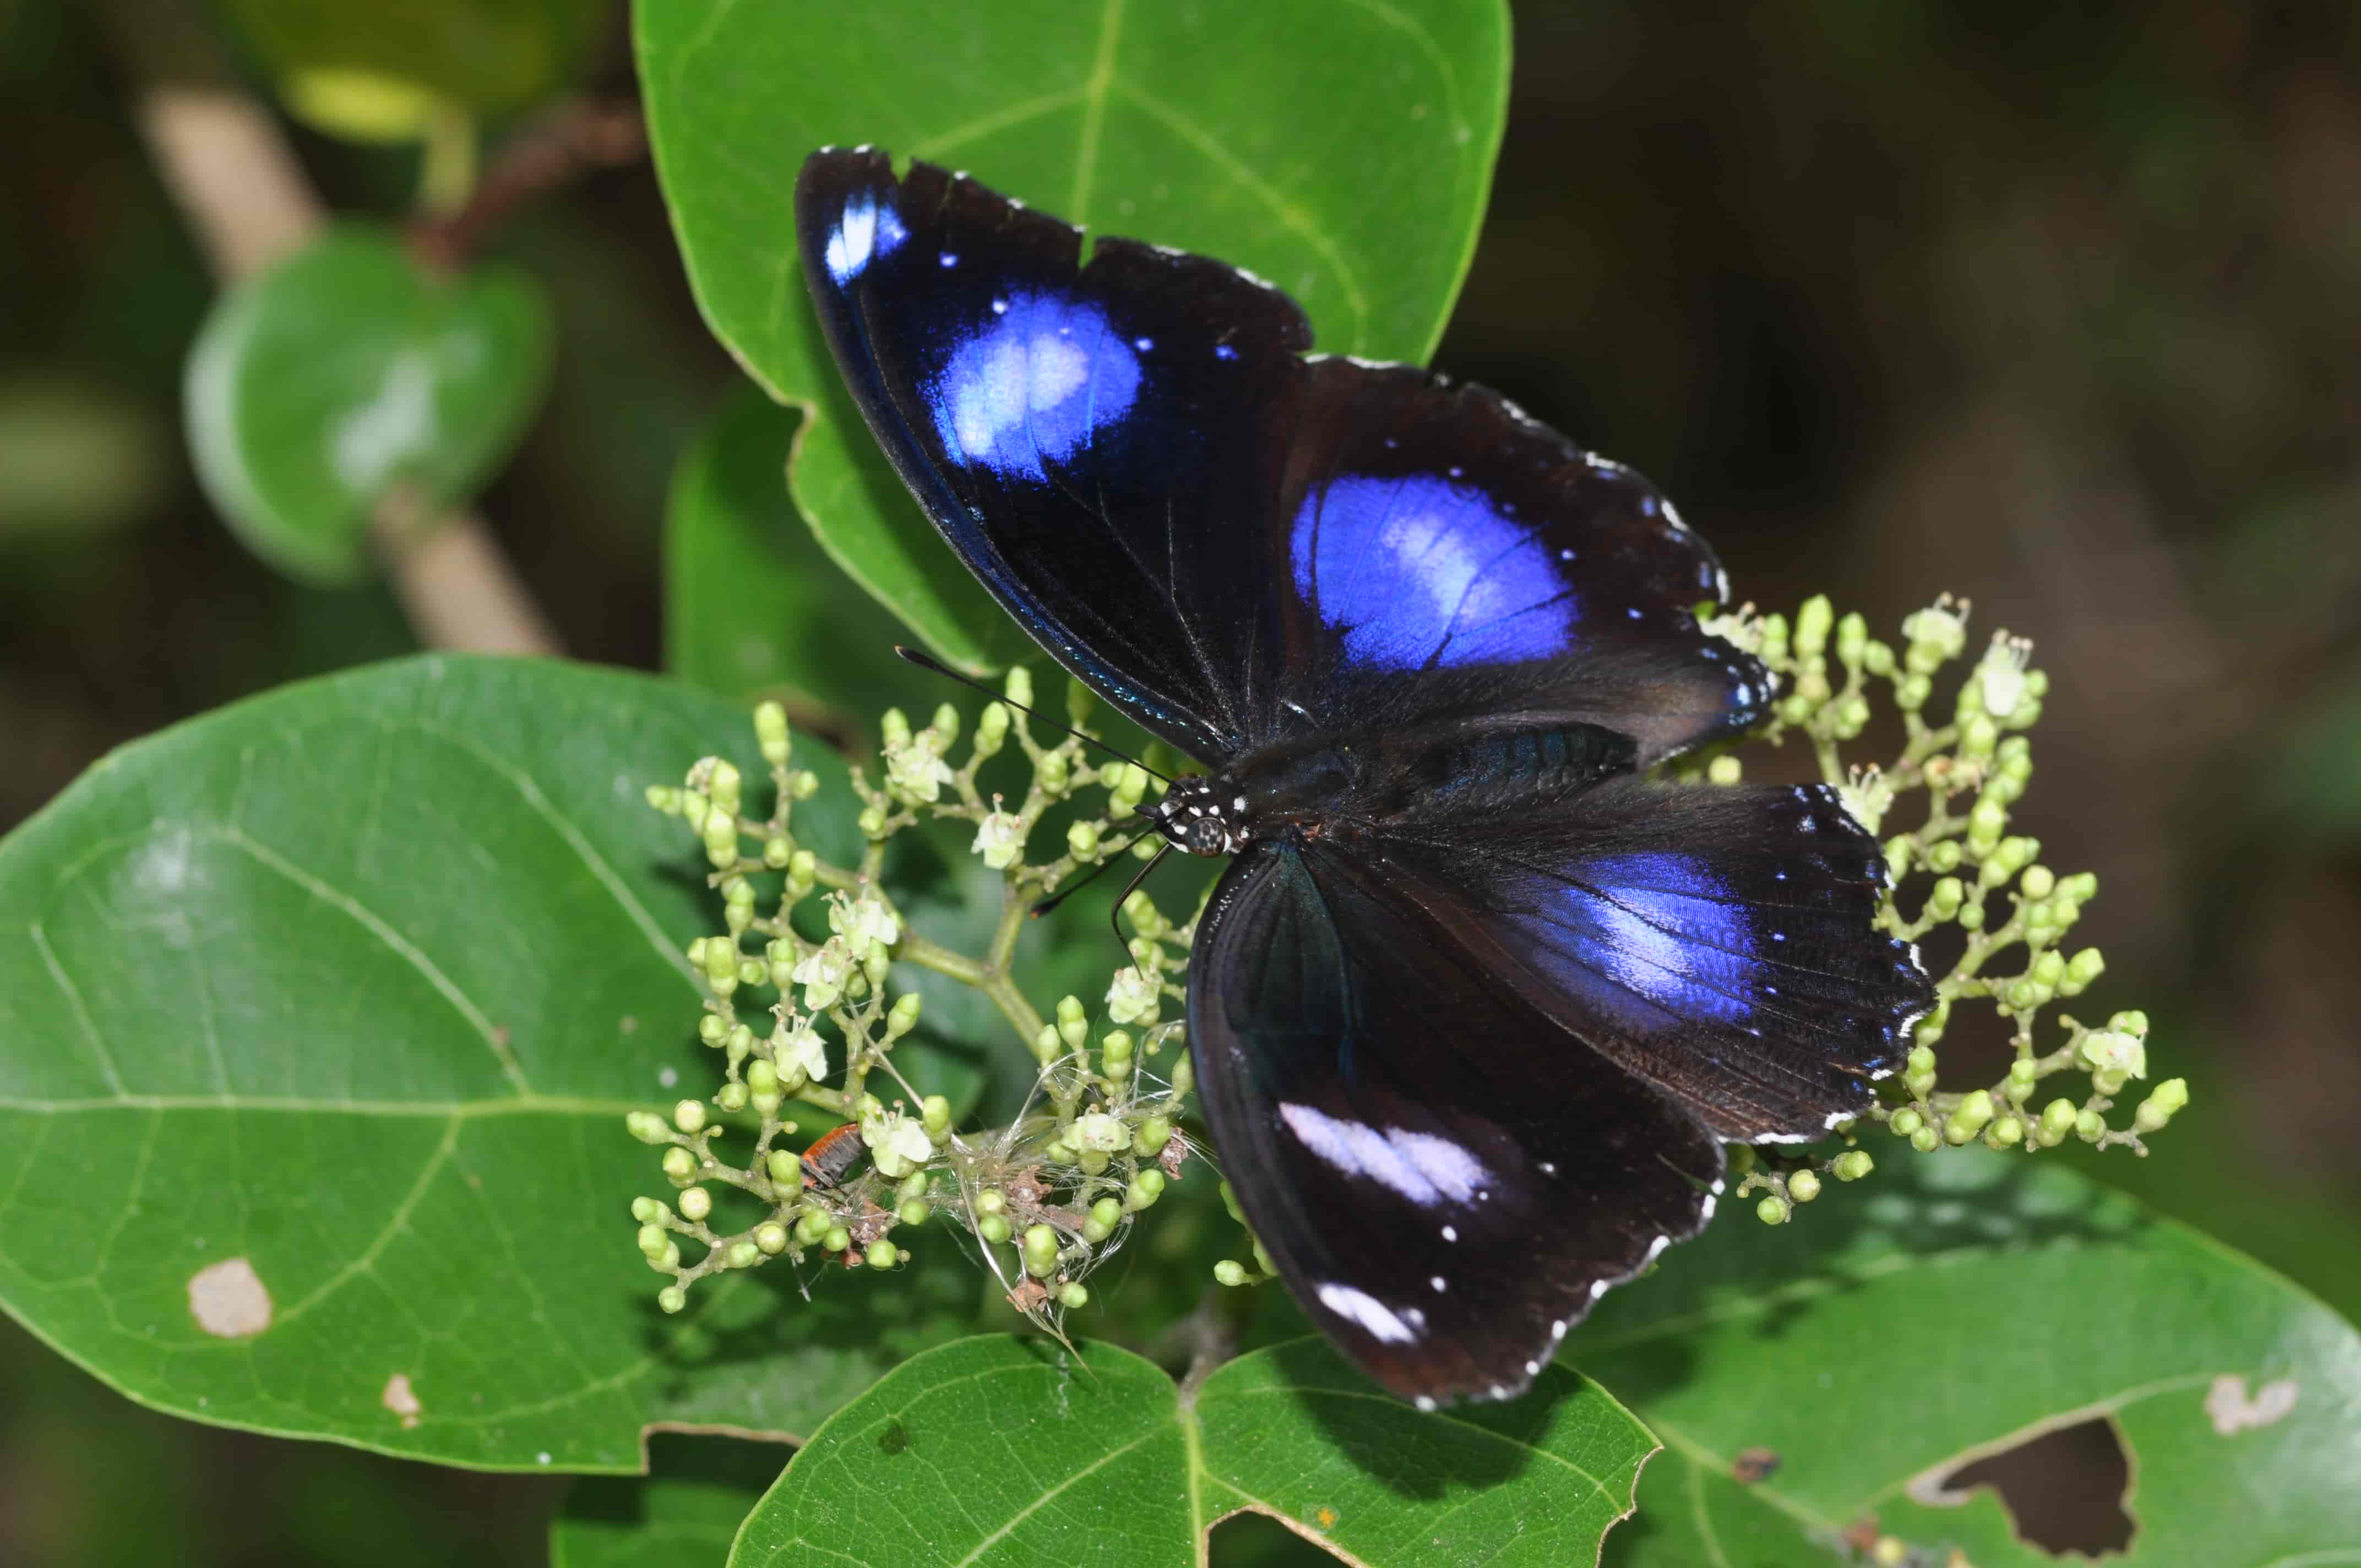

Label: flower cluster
[1698,595,2186,1223]
[626,677,1195,1337]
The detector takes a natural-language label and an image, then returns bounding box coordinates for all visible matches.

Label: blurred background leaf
[222,0,610,121]
[550,1433,784,1568]
[636,0,1510,677]
[184,225,553,582]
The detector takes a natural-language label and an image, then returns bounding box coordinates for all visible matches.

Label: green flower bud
[1076,1148,1110,1176]
[1112,763,1150,814]
[673,1099,708,1135]
[1133,1114,1171,1158]
[1057,1281,1090,1310]
[646,784,682,815]
[1788,1170,1823,1203]
[2133,1077,2188,1133]
[857,805,888,839]
[661,1146,697,1182]
[932,703,962,746]
[823,1225,852,1254]
[1831,1150,1874,1181]
[1956,901,1985,932]
[658,1286,687,1314]
[1911,1126,1941,1153]
[1123,1174,1163,1213]
[1896,672,1933,710]
[978,1213,1012,1244]
[885,992,922,1041]
[1214,1260,1250,1287]
[723,1240,759,1270]
[2035,1098,2077,1144]
[678,1186,712,1223]
[1889,1108,1924,1137]
[755,1222,789,1255]
[795,1209,830,1245]
[631,1196,667,1224]
[1928,878,1964,920]
[2075,1109,2106,1143]
[1945,1089,1994,1144]
[975,1187,1007,1216]
[627,1111,671,1145]
[755,699,790,759]
[975,702,1009,757]
[790,771,820,801]
[1794,595,1834,659]
[768,1150,803,1189]
[715,1082,748,1113]
[1067,820,1102,858]
[1756,1195,1791,1225]
[636,1223,669,1258]
[899,1200,932,1227]
[1707,755,1742,786]
[1022,1223,1060,1277]
[1057,994,1089,1049]
[920,1095,951,1140]
[1927,840,1962,873]
[1835,611,1867,665]
[866,1238,899,1270]
[1988,1115,2025,1147]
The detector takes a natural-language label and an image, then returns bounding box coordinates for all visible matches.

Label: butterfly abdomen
[1396,720,1638,816]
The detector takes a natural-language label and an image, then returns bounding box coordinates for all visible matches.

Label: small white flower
[791,937,855,1011]
[1976,631,2034,718]
[1837,765,1895,836]
[774,1018,828,1090]
[1072,1111,1128,1153]
[884,727,955,803]
[1106,966,1160,1025]
[1901,596,1969,663]
[828,888,900,950]
[860,1108,936,1179]
[1697,604,1763,654]
[2078,1028,2147,1079]
[972,809,1025,870]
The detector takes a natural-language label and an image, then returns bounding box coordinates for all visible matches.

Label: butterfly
[795,147,1934,1407]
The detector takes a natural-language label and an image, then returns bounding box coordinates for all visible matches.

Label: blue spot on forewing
[927,293,1141,477]
[824,194,907,283]
[1288,475,1576,669]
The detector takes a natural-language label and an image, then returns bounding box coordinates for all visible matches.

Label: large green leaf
[728,1335,1655,1567]
[552,1433,784,1567]
[1580,1148,2361,1565]
[0,656,1031,1469]
[184,227,553,584]
[637,0,1510,673]
[662,382,914,730]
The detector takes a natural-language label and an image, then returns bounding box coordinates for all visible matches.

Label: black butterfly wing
[798,147,1305,760]
[1377,777,1935,1143]
[1190,837,1725,1406]
[798,149,1766,766]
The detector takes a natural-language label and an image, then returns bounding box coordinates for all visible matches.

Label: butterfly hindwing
[1376,777,1935,1141]
[1190,839,1724,1405]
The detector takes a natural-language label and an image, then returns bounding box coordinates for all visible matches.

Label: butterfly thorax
[1144,718,1639,856]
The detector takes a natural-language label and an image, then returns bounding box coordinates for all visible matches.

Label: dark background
[4,1,2357,1561]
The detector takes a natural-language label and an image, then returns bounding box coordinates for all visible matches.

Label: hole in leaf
[1921,1417,2134,1558]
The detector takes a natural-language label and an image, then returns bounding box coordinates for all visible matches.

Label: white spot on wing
[1318,1283,1421,1344]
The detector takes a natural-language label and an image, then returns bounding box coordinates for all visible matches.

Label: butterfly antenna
[893,646,1169,782]
[1030,836,1145,919]
[1103,843,1172,965]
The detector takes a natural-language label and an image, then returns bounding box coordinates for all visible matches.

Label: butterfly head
[1145,776,1253,857]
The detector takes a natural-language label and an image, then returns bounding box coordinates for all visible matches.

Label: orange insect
[800,1122,867,1189]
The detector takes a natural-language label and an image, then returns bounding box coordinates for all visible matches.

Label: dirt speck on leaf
[187,1257,271,1337]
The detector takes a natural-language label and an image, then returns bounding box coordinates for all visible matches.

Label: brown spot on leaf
[382,1373,423,1429]
[2206,1374,2298,1435]
[1732,1446,1781,1484]
[187,1257,271,1338]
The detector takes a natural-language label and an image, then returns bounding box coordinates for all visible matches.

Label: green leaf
[728,1334,1655,1566]
[185,227,553,585]
[0,655,1010,1468]
[1581,1148,2361,1565]
[662,382,915,731]
[224,0,608,119]
[552,1433,783,1567]
[637,0,1509,673]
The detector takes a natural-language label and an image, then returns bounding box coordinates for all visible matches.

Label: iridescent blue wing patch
[1407,778,1934,1142]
